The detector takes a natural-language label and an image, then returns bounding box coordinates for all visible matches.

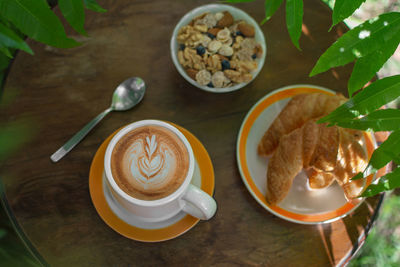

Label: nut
[236,60,258,73]
[176,10,261,89]
[217,11,234,28]
[208,27,221,36]
[232,35,244,50]
[181,47,205,69]
[194,24,208,32]
[206,54,222,73]
[178,51,185,66]
[224,69,252,83]
[254,44,263,58]
[238,22,255,37]
[186,68,198,80]
[217,54,229,61]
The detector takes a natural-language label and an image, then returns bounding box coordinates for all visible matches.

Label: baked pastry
[266,120,339,205]
[258,93,347,156]
[266,121,367,205]
[308,128,366,199]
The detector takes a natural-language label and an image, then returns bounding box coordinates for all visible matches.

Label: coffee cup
[104,120,217,222]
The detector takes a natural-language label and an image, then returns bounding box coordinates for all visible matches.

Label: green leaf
[368,130,400,170]
[261,0,284,24]
[319,75,400,123]
[0,46,12,58]
[310,12,400,77]
[0,0,79,48]
[353,130,400,184]
[0,22,33,57]
[0,120,35,162]
[84,0,107,13]
[348,29,400,96]
[0,228,6,239]
[354,130,400,182]
[0,53,10,71]
[285,0,303,50]
[335,109,400,131]
[331,0,366,28]
[59,0,87,36]
[361,167,400,197]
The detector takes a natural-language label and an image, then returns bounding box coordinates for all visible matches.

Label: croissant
[307,128,367,199]
[258,93,347,156]
[266,121,367,205]
[266,120,339,205]
[308,170,335,189]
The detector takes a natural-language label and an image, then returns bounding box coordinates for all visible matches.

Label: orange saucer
[89,123,215,242]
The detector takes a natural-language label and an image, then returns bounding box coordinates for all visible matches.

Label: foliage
[0,0,106,76]
[0,1,106,265]
[349,192,400,266]
[0,205,40,266]
[228,0,400,197]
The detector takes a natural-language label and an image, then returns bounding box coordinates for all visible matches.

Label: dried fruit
[176,10,262,89]
[221,60,231,71]
[206,32,216,39]
[196,45,206,56]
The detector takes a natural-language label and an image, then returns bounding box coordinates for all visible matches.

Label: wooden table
[0,0,384,266]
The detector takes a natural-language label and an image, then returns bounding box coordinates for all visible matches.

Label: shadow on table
[318,195,383,266]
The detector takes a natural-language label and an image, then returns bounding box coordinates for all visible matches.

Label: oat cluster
[176,11,263,89]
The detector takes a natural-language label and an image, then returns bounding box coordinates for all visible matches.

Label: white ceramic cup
[104,120,217,222]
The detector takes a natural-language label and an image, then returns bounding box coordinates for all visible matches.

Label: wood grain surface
[0,0,382,266]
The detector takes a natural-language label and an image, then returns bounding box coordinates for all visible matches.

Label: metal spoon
[50,77,146,162]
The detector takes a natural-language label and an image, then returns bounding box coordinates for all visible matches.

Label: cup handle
[180,184,217,220]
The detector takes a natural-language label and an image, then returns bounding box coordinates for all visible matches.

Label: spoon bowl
[112,77,146,111]
[51,77,146,162]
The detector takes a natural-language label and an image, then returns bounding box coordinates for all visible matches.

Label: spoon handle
[50,108,113,162]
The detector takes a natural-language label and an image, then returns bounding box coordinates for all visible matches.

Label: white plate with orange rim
[236,84,377,225]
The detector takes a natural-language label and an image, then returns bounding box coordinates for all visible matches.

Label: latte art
[111,125,189,200]
[129,135,172,186]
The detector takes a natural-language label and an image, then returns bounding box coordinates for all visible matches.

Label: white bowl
[170,4,267,93]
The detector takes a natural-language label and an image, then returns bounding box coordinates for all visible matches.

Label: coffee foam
[111,125,189,200]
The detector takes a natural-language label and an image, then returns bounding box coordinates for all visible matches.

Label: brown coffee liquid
[111,125,189,200]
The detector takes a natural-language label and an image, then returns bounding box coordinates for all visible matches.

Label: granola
[176,10,263,89]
